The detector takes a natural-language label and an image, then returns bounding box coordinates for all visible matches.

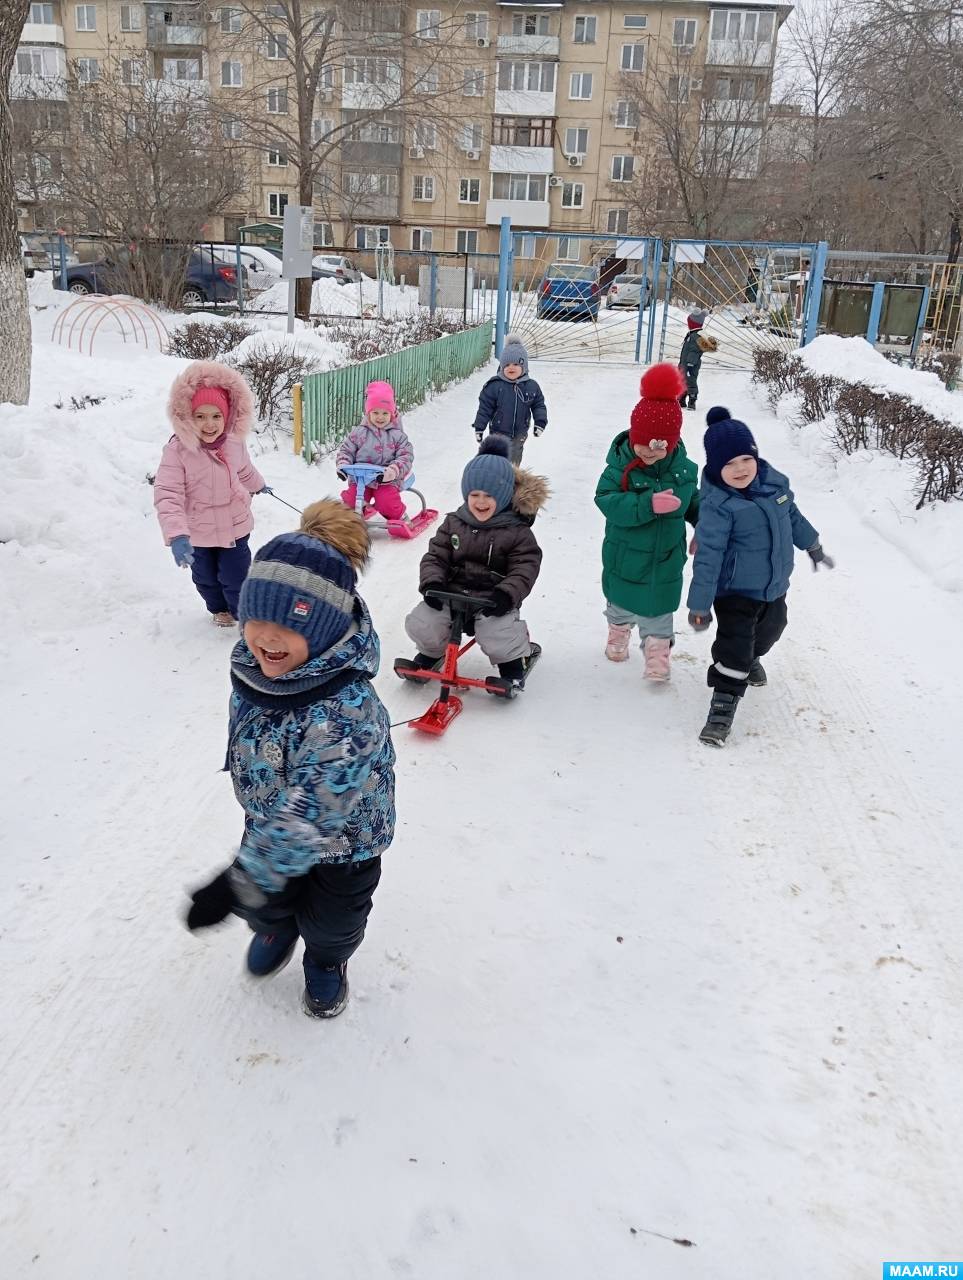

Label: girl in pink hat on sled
[336,381,414,525]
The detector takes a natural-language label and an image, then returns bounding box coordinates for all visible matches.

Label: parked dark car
[536,263,601,321]
[53,250,246,306]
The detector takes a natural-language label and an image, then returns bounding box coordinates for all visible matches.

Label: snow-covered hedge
[752,337,963,507]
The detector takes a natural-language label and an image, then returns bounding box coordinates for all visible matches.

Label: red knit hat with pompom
[629,363,686,452]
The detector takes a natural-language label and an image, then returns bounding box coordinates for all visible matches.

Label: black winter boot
[303,958,349,1019]
[699,691,739,747]
[747,659,767,687]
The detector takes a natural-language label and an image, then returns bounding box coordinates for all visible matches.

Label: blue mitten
[170,535,194,568]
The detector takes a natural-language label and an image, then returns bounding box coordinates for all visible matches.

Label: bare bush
[319,312,471,363]
[915,348,961,389]
[226,343,320,426]
[916,425,963,507]
[797,371,843,422]
[751,348,805,406]
[168,320,255,362]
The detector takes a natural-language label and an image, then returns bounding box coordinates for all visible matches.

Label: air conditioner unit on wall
[548,176,563,187]
[568,154,583,167]
[409,145,425,159]
[465,149,480,160]
[690,78,703,90]
[318,88,332,102]
[476,37,490,48]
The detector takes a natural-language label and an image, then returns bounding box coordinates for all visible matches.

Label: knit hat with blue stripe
[238,530,358,658]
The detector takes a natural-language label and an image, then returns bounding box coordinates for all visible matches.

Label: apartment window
[569,72,593,100]
[465,12,489,42]
[312,117,334,143]
[614,99,639,128]
[556,236,580,260]
[266,34,287,59]
[461,122,483,151]
[512,233,537,258]
[456,229,478,254]
[413,175,435,201]
[267,149,288,166]
[414,120,437,150]
[561,182,583,209]
[344,58,390,85]
[459,177,480,202]
[607,208,629,234]
[711,10,774,42]
[668,75,690,102]
[419,67,440,94]
[491,172,546,201]
[611,155,634,182]
[354,117,400,143]
[121,59,143,86]
[221,60,242,87]
[355,225,390,248]
[713,76,758,102]
[513,12,549,36]
[345,171,398,196]
[497,61,555,93]
[221,8,241,34]
[621,43,645,71]
[125,111,139,137]
[222,117,243,141]
[317,64,334,92]
[416,9,440,38]
[463,67,485,96]
[18,46,60,76]
[564,127,588,155]
[316,221,334,247]
[76,57,99,83]
[492,116,552,146]
[411,228,433,251]
[624,14,648,29]
[267,87,288,113]
[265,3,285,15]
[573,15,596,44]
[120,4,142,31]
[30,3,55,21]
[267,192,289,217]
[673,18,698,47]
[75,5,97,32]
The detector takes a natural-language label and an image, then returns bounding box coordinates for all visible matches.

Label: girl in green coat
[594,364,699,681]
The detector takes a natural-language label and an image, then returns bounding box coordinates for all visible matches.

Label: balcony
[20,22,65,45]
[11,73,68,101]
[706,39,774,68]
[340,140,403,167]
[349,194,400,220]
[705,100,763,123]
[342,81,401,112]
[494,88,556,117]
[486,198,550,227]
[489,145,554,173]
[147,23,205,49]
[149,77,210,107]
[496,34,559,57]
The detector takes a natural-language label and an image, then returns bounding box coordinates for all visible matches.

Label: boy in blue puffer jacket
[183,500,396,1018]
[472,332,547,465]
[687,407,835,747]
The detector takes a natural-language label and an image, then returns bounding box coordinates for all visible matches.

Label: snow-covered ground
[2,296,962,1277]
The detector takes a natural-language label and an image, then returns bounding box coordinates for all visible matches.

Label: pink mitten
[652,490,682,515]
[381,464,399,484]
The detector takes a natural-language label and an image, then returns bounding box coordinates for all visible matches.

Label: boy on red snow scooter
[595,364,699,681]
[336,380,414,523]
[404,437,549,690]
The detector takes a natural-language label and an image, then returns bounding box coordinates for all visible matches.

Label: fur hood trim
[299,498,371,573]
[512,467,550,518]
[166,360,256,451]
[697,334,719,353]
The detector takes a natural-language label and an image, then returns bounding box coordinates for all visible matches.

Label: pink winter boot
[643,635,671,681]
[605,622,631,662]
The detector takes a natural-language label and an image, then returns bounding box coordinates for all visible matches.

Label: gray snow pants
[405,600,532,664]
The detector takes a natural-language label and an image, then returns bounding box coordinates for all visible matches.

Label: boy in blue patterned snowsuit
[184,500,396,1018]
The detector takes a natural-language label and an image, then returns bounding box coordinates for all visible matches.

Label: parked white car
[199,243,284,288]
[311,253,363,285]
[605,273,650,309]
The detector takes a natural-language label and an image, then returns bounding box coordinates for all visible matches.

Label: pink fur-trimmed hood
[166,360,256,451]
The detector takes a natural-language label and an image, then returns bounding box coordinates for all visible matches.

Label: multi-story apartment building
[13,1,790,257]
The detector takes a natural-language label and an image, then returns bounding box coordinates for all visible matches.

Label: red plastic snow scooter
[341,463,437,540]
[393,590,541,735]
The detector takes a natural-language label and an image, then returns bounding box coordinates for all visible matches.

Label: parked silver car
[605,273,649,309]
[311,253,363,284]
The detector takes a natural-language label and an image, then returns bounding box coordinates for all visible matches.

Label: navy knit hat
[238,531,356,658]
[499,331,528,376]
[462,436,515,513]
[703,406,759,485]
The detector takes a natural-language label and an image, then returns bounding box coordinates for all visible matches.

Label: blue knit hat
[703,406,758,484]
[499,331,528,377]
[238,531,356,658]
[462,436,515,513]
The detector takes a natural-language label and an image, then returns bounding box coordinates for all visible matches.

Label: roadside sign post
[282,204,314,333]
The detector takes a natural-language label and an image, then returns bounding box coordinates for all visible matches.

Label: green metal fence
[300,319,493,459]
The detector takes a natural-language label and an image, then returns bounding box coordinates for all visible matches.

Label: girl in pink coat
[336,380,414,523]
[154,361,267,626]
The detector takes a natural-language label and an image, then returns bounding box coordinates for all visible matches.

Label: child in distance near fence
[154,361,269,627]
[594,363,699,681]
[184,501,396,1019]
[472,332,547,465]
[687,407,835,747]
[336,380,414,523]
[678,311,718,410]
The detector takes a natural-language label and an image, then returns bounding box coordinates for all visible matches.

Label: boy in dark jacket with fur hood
[405,437,549,688]
[472,332,547,465]
[688,407,834,747]
[678,312,718,410]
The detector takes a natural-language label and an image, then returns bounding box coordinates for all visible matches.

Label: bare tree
[0,0,32,406]
[214,1,476,311]
[55,67,249,308]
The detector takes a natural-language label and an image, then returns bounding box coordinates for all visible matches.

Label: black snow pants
[708,594,788,697]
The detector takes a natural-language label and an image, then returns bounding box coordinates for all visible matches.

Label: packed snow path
[2,328,962,1277]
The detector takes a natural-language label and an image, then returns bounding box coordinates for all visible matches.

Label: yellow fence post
[292,382,303,457]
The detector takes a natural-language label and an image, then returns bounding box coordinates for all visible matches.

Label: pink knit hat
[364,380,397,419]
[191,385,230,422]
